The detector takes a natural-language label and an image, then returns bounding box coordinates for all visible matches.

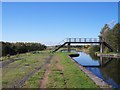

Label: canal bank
[96,53,120,58]
[69,52,120,89]
[68,54,112,89]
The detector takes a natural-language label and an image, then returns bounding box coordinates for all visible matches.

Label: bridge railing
[66,38,100,42]
[55,38,100,48]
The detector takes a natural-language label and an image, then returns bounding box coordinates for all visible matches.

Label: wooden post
[68,42,71,52]
[99,56,103,67]
[100,42,104,53]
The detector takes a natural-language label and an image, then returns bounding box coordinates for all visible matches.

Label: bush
[1,42,47,56]
[89,45,100,54]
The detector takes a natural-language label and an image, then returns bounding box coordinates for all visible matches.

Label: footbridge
[52,38,113,53]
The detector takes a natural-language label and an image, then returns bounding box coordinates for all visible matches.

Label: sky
[2,2,118,46]
[1,0,120,2]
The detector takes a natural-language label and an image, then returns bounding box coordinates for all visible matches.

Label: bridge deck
[66,42,101,44]
[66,38,100,43]
[53,38,113,52]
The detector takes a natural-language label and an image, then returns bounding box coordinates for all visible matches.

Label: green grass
[56,52,98,88]
[22,68,45,88]
[1,51,48,61]
[2,51,99,88]
[1,53,26,61]
[2,52,49,88]
[57,47,77,52]
[46,70,65,88]
[46,58,65,88]
[45,52,98,88]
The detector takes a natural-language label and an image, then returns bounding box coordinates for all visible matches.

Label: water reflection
[89,52,99,60]
[99,58,120,86]
[99,57,112,67]
[73,52,99,66]
[73,52,120,88]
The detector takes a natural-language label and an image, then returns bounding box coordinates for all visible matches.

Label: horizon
[2,2,118,46]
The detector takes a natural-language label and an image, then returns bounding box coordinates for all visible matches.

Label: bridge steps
[52,42,67,52]
[103,42,113,52]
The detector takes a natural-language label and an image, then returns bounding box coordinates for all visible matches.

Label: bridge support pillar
[100,42,104,53]
[99,56,103,67]
[68,42,71,52]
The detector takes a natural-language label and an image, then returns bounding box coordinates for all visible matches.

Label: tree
[1,42,47,56]
[100,24,110,41]
[100,23,120,52]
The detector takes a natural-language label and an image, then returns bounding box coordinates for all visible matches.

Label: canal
[73,52,120,88]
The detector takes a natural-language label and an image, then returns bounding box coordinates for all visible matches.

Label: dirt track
[0,58,22,68]
[15,55,53,88]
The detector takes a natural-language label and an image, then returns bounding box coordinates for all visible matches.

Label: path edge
[68,55,112,89]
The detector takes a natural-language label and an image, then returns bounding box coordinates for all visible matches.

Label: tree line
[89,23,120,53]
[100,23,120,53]
[1,42,47,56]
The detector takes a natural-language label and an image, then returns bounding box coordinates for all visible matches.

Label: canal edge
[68,55,112,89]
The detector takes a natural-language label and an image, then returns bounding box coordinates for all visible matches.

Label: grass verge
[2,52,49,88]
[22,68,45,88]
[2,51,99,88]
[46,52,98,88]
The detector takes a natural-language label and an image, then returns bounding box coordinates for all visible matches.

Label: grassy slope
[22,68,45,88]
[2,52,49,88]
[2,52,98,88]
[53,52,98,88]
[46,55,66,88]
[22,52,98,88]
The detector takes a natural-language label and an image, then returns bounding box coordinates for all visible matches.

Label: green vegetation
[22,68,45,88]
[100,23,120,53]
[45,52,98,88]
[2,52,49,88]
[89,45,100,54]
[89,23,120,54]
[100,58,120,85]
[58,47,77,52]
[2,50,99,88]
[6,52,98,88]
[1,42,46,57]
[1,52,28,61]
[56,53,98,88]
[88,45,100,60]
[46,54,66,88]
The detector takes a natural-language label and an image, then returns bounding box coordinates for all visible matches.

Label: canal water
[73,52,120,88]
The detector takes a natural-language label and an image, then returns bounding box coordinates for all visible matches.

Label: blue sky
[2,2,118,45]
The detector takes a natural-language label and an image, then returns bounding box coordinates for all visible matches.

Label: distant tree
[2,42,16,56]
[89,45,100,54]
[1,42,47,56]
